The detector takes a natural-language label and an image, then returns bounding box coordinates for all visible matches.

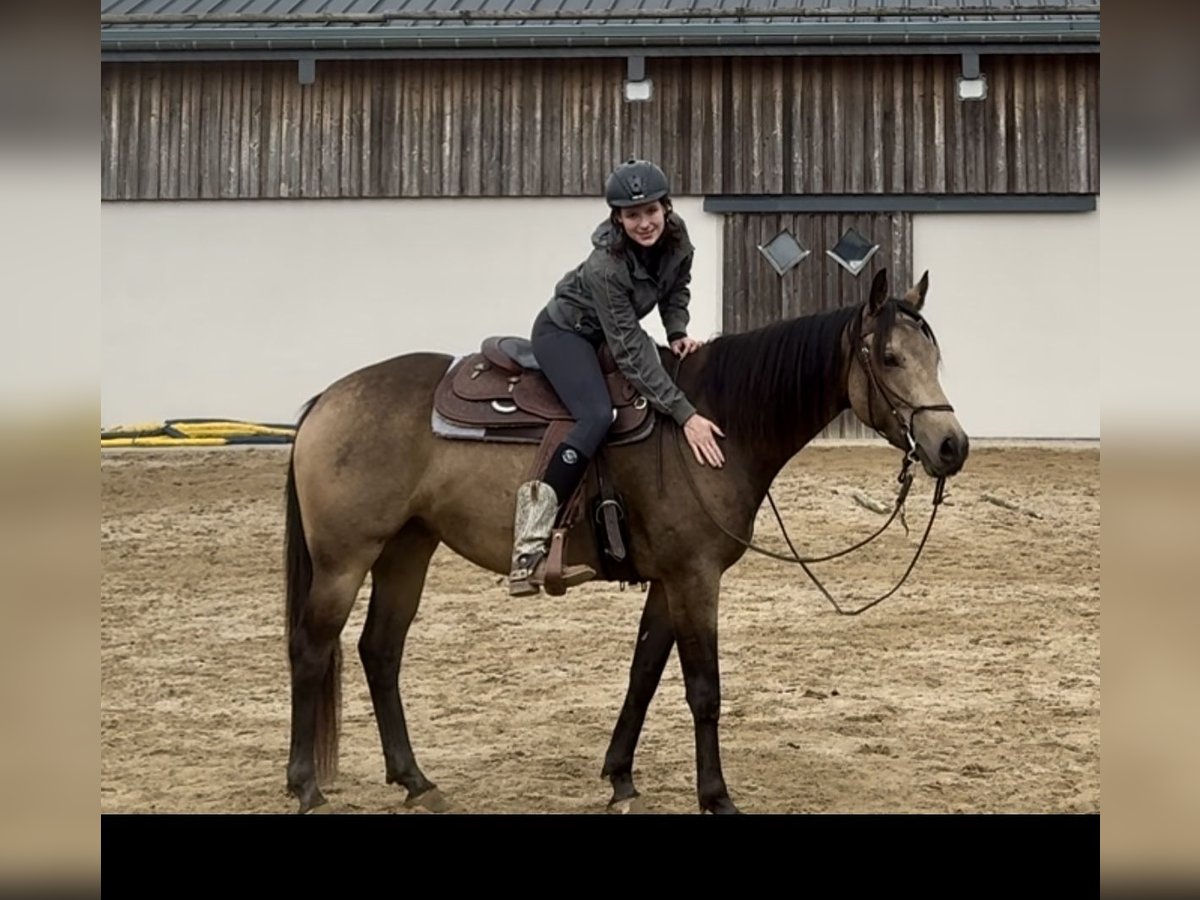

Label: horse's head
[847,268,969,479]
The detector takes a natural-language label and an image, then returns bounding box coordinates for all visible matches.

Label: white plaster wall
[912,206,1100,439]
[101,197,723,426]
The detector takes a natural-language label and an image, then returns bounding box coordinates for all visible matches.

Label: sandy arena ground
[101,441,1098,814]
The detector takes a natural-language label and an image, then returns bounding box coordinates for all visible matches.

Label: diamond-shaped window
[757,229,810,277]
[827,227,880,276]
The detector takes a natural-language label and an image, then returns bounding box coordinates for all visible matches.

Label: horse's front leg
[663,567,740,814]
[601,580,675,812]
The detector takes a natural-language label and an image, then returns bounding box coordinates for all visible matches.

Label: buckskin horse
[281,267,969,815]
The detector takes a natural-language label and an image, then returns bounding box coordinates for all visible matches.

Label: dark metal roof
[100,1,1101,58]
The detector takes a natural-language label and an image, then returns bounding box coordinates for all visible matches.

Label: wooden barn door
[721,211,913,439]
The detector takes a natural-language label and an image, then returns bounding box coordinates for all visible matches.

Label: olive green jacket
[543,213,697,426]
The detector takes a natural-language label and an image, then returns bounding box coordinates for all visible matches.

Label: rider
[508,157,726,598]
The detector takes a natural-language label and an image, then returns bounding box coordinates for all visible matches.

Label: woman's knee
[575,402,615,450]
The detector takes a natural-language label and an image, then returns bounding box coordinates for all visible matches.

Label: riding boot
[508,480,596,598]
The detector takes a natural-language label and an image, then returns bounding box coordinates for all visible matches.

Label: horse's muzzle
[918,430,969,478]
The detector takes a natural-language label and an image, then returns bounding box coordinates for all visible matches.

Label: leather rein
[670,306,952,616]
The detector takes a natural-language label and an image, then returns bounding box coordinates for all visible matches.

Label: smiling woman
[507,158,727,599]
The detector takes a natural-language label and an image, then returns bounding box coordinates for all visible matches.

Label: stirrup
[508,550,596,598]
[509,551,546,598]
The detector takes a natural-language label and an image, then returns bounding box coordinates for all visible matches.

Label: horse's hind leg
[287,562,369,814]
[601,581,675,813]
[358,520,446,812]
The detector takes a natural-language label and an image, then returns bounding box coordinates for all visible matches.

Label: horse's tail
[284,393,341,784]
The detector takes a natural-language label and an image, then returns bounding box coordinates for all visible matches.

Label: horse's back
[308,351,452,418]
[293,351,454,463]
[326,350,454,396]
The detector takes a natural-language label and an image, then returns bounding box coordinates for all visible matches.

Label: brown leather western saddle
[432,335,654,447]
[431,335,654,592]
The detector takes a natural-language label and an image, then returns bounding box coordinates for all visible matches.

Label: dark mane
[696,297,939,448]
[696,303,863,448]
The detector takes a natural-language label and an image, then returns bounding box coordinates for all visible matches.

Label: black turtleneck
[632,240,666,281]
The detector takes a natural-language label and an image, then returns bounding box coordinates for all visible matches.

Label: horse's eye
[883,352,902,367]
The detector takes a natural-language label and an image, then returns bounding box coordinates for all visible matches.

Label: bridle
[856,305,956,470]
[672,303,954,616]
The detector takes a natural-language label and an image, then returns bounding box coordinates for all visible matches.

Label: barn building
[100,0,1100,439]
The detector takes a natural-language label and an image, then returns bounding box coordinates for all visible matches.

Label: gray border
[100,43,1099,63]
[99,20,1100,56]
[703,195,1098,213]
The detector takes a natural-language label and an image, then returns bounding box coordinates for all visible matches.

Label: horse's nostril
[939,436,958,461]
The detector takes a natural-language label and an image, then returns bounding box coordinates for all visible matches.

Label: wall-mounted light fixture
[956,51,987,101]
[625,56,652,102]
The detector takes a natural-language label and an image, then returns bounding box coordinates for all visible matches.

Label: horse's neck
[739,393,851,499]
[734,333,854,498]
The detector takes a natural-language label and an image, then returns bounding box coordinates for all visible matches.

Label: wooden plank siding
[721,211,913,440]
[101,55,1099,201]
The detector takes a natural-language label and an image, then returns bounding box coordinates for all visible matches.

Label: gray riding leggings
[531,308,614,460]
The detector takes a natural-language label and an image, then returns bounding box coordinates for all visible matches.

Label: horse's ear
[868,268,889,314]
[904,270,930,311]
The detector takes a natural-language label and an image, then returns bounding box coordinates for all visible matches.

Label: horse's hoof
[303,801,333,815]
[701,798,742,815]
[405,787,450,813]
[607,795,647,815]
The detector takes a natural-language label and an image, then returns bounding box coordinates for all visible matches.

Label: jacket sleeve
[659,249,693,342]
[583,258,697,427]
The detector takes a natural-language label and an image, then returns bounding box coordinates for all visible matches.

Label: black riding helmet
[605,158,670,208]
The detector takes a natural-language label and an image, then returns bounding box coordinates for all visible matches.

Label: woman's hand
[683,413,726,468]
[670,336,703,359]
